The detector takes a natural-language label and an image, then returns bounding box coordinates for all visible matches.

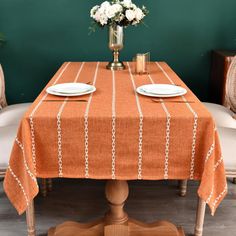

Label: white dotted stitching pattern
[156,62,198,179]
[57,99,68,177]
[205,141,217,205]
[29,116,37,174]
[84,62,100,178]
[111,70,116,179]
[206,185,214,204]
[156,62,199,179]
[182,97,198,179]
[212,185,227,213]
[8,166,29,206]
[56,62,85,177]
[15,138,38,184]
[138,116,144,179]
[155,62,175,85]
[148,74,171,180]
[29,62,71,174]
[127,62,144,180]
[84,116,89,178]
[214,156,223,171]
[162,105,171,179]
[155,62,226,211]
[205,143,215,163]
[190,113,198,179]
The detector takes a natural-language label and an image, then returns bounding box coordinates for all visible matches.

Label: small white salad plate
[46,83,96,97]
[136,84,187,98]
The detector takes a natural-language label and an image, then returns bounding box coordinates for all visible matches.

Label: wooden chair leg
[194,198,206,236]
[41,178,47,197]
[47,178,53,191]
[26,201,36,236]
[179,180,187,197]
[233,178,236,184]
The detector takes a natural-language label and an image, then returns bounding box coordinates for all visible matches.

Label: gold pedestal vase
[106,25,125,70]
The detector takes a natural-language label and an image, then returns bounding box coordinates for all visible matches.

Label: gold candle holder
[133,52,150,75]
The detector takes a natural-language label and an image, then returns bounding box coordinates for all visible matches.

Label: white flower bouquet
[90,0,148,31]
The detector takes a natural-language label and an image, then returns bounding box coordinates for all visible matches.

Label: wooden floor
[0,179,235,236]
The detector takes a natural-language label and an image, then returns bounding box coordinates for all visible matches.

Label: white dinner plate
[49,83,92,94]
[136,84,187,98]
[46,83,96,97]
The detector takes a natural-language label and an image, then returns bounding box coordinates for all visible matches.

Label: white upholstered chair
[0,64,31,176]
[203,56,236,129]
[0,64,51,195]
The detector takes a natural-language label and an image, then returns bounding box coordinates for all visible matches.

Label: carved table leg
[48,180,185,236]
[194,198,206,236]
[26,201,36,236]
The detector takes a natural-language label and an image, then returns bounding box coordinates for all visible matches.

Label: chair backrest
[225,56,236,114]
[0,64,8,109]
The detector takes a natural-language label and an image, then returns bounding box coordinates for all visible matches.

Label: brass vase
[106,25,125,70]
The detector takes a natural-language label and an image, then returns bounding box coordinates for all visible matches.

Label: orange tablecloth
[3,62,227,215]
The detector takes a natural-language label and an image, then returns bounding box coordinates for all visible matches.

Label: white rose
[135,8,144,21]
[112,3,123,13]
[100,1,111,11]
[94,9,108,25]
[122,0,132,8]
[100,16,108,25]
[90,5,99,18]
[100,12,108,25]
[131,3,137,10]
[106,3,123,19]
[106,7,116,18]
[125,9,135,21]
[94,10,101,22]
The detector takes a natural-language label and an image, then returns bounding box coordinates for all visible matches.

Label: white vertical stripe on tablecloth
[212,185,227,213]
[56,62,85,177]
[214,156,223,171]
[155,62,198,179]
[127,62,144,180]
[111,70,116,179]
[182,96,198,179]
[205,142,215,163]
[15,138,38,183]
[84,62,100,178]
[57,99,68,177]
[8,166,29,206]
[206,185,214,204]
[148,74,171,179]
[29,62,71,174]
[155,62,175,85]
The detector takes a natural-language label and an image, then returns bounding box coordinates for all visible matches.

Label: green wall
[0,0,235,104]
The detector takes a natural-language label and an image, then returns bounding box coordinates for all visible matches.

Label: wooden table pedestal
[48,180,185,236]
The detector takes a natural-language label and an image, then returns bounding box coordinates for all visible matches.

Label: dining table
[3,61,227,236]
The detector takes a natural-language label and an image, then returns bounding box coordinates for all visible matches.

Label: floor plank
[0,179,235,236]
